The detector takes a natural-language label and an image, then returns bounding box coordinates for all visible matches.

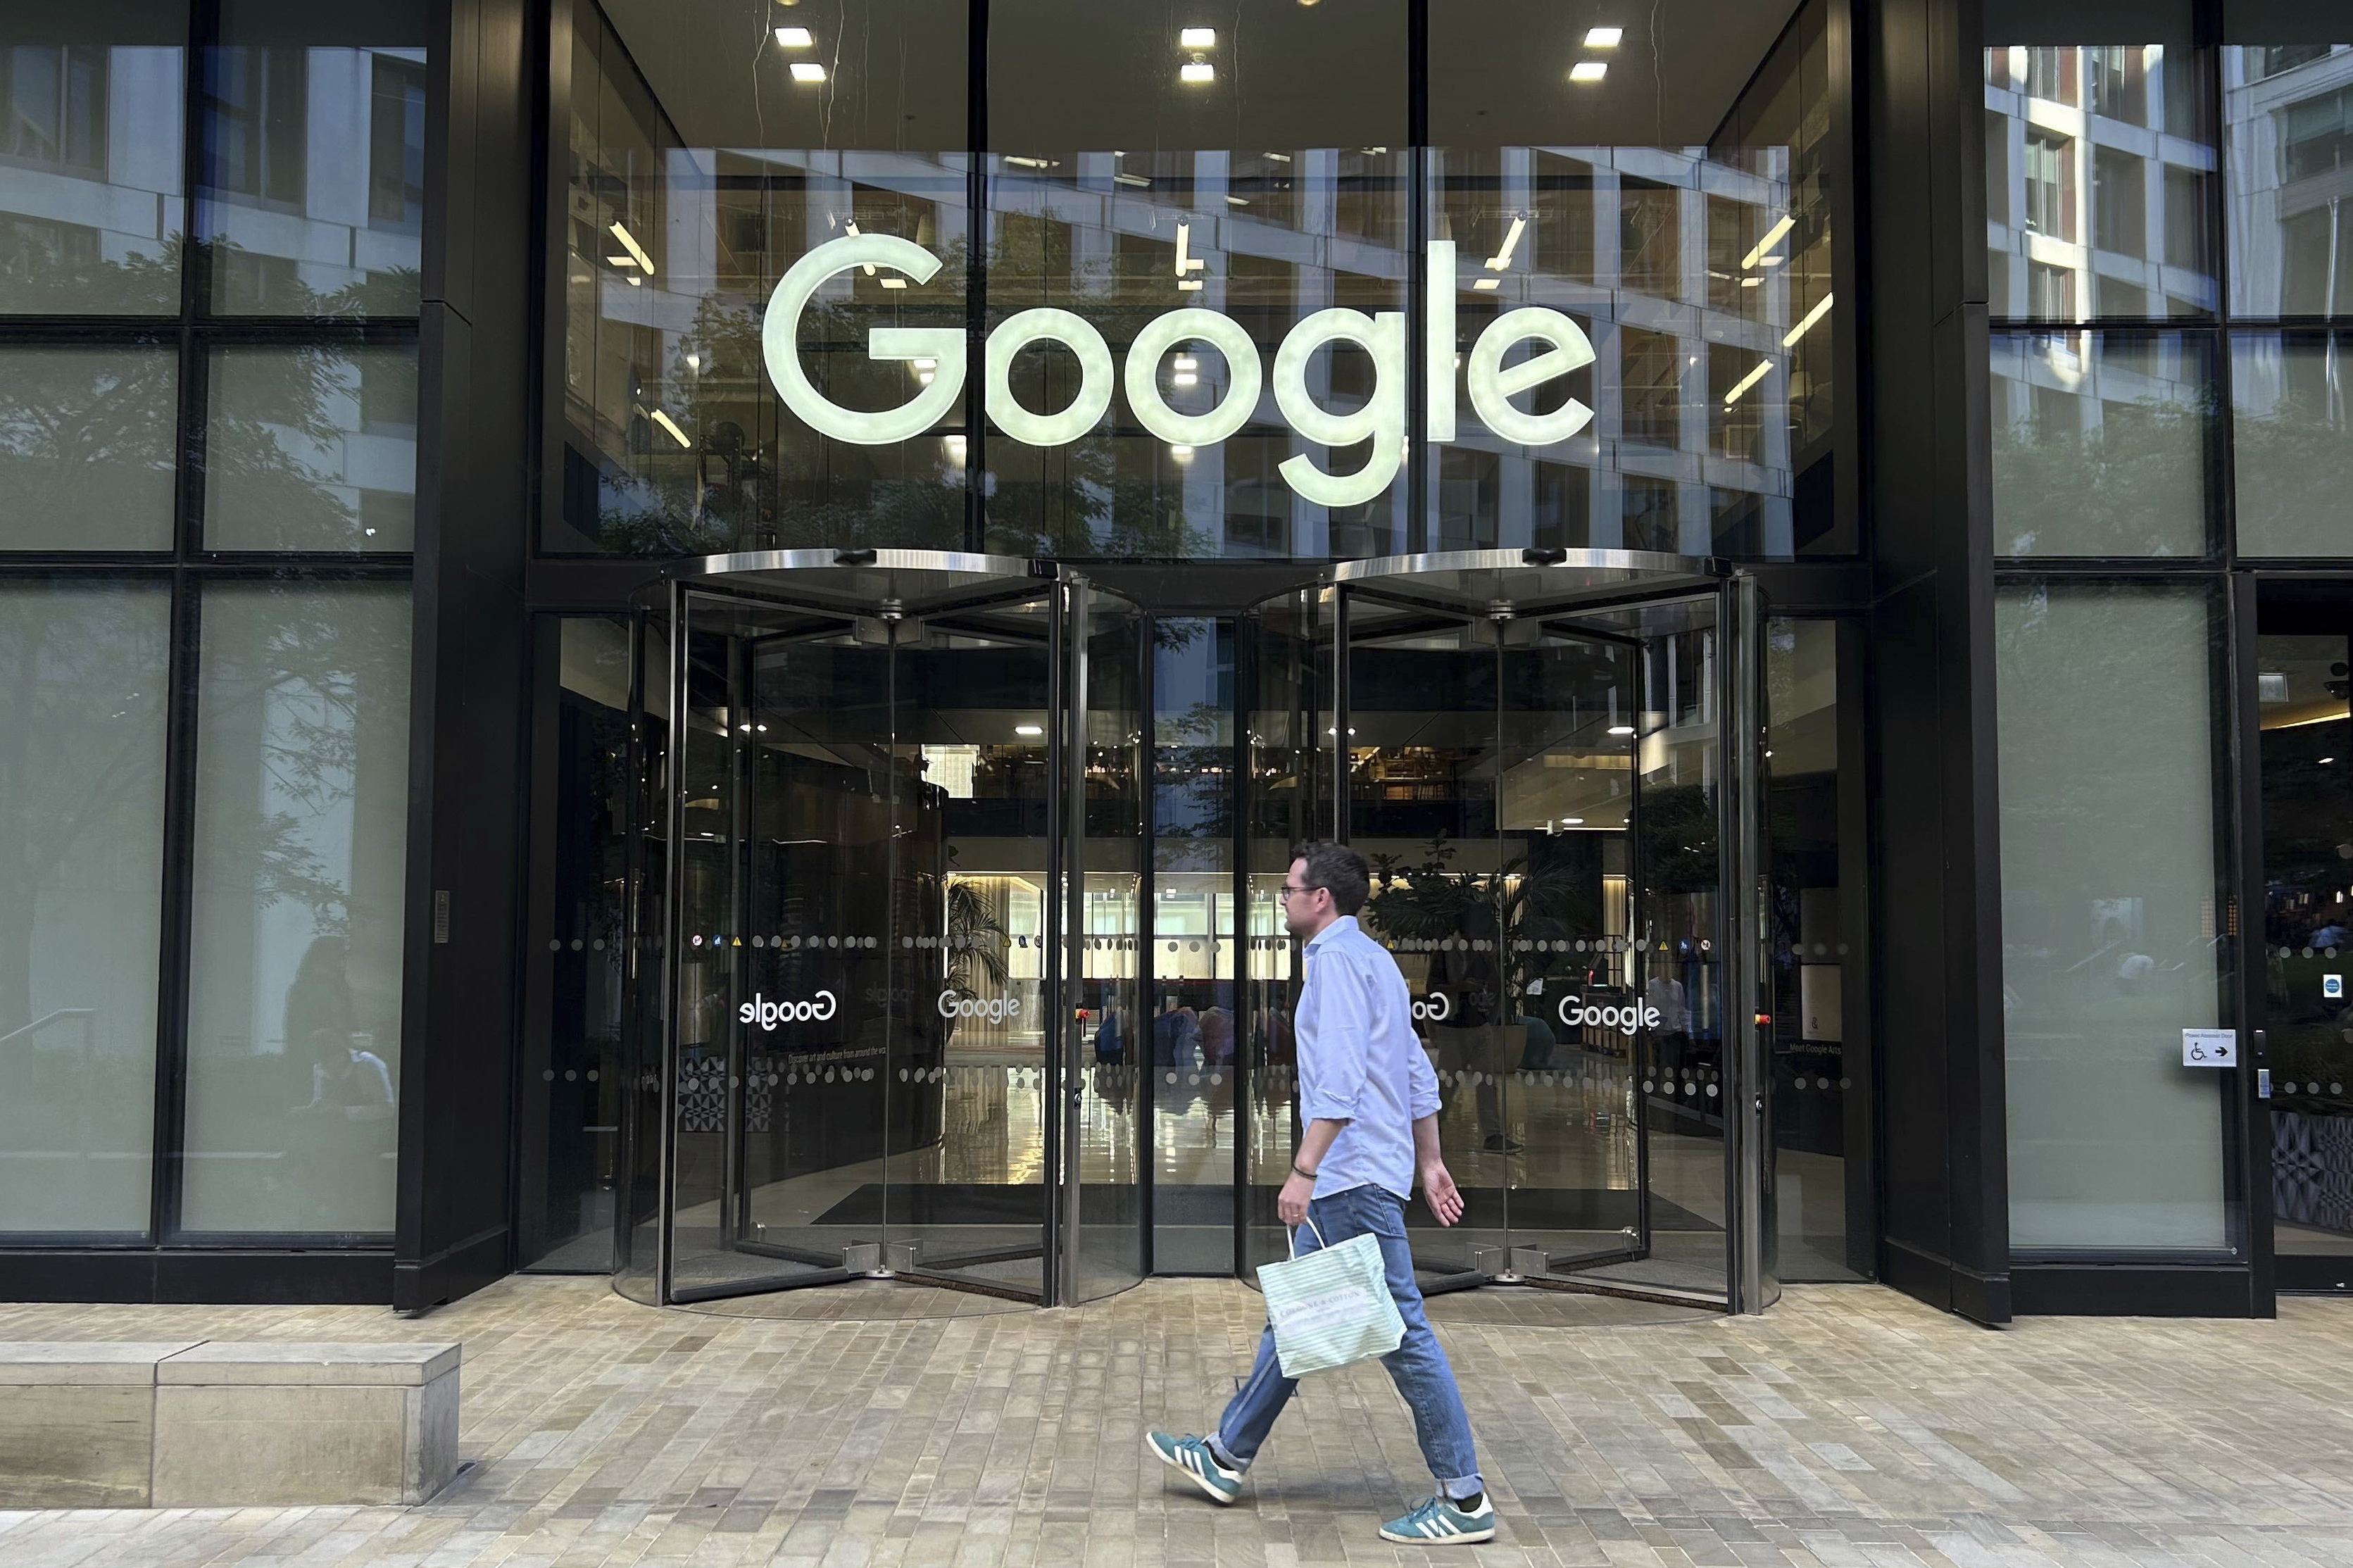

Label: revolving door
[615,551,1148,1307]
[1242,551,1774,1312]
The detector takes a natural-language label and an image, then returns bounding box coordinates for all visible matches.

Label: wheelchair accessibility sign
[2181,1029,2236,1067]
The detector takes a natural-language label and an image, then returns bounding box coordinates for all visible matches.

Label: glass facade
[0,2,420,1246]
[549,0,1849,560]
[13,0,2353,1319]
[1987,0,2353,1279]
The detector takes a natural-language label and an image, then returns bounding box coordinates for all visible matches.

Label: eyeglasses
[1278,882,1321,901]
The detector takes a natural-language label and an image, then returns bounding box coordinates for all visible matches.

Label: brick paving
[1,1276,2350,1567]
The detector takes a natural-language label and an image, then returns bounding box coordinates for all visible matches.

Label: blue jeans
[1212,1184,1483,1498]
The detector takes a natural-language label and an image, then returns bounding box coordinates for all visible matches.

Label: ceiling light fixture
[1608,724,1636,736]
[1584,26,1623,46]
[1181,58,1215,83]
[1180,26,1217,46]
[607,222,653,275]
[1723,359,1772,405]
[774,25,813,46]
[1472,277,1500,290]
[1015,724,1045,737]
[1741,213,1795,269]
[791,61,827,82]
[1569,61,1607,82]
[649,408,694,448]
[1486,213,1527,270]
[1782,291,1834,347]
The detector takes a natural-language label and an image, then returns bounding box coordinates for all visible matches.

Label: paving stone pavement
[1,1276,2350,1568]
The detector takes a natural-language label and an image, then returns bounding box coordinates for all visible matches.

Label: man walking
[1147,843,1495,1544]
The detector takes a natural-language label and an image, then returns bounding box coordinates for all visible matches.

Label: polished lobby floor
[665,1051,1864,1304]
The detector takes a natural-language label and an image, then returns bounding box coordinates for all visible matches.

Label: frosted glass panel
[180,579,410,1234]
[0,582,168,1232]
[0,345,178,551]
[203,343,418,551]
[2230,331,2353,558]
[1989,331,2216,558]
[1997,580,2230,1251]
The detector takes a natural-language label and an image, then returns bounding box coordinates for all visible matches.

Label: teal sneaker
[1379,1494,1497,1544]
[1145,1431,1242,1505]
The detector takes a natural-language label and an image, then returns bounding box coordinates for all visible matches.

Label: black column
[394,0,539,1312]
[1860,0,2012,1324]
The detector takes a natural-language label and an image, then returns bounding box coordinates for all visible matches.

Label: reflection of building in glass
[2226,44,2353,319]
[0,33,184,313]
[556,0,1841,561]
[1984,44,2216,320]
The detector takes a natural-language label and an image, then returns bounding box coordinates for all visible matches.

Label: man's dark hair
[1293,841,1370,916]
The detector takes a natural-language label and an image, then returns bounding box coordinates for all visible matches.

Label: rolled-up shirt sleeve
[1298,956,1369,1123]
[1407,1026,1440,1121]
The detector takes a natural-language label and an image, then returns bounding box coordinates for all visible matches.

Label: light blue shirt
[1295,915,1441,1201]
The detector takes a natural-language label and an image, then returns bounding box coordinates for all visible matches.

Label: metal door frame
[1306,548,1773,1314]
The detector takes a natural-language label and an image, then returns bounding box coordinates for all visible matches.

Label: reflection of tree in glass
[0,589,163,1044]
[1991,375,2214,556]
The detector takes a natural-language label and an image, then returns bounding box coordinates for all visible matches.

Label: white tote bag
[1259,1217,1407,1377]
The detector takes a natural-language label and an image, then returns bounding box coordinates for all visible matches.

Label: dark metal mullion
[149,0,215,1244]
[1229,615,1253,1279]
[2222,572,2269,1308]
[1134,614,1155,1276]
[2198,0,2243,589]
[1627,635,1652,1265]
[150,577,205,1244]
[655,581,688,1303]
[964,0,990,553]
[1405,0,1430,557]
[1040,578,1066,1300]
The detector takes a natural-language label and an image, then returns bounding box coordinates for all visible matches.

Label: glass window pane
[0,581,169,1234]
[551,0,970,555]
[2222,1,2353,318]
[203,342,416,551]
[201,0,426,316]
[1984,2,2215,322]
[1996,579,2233,1253]
[1767,617,1868,1281]
[1431,0,1843,558]
[988,1,1409,559]
[180,579,411,1235]
[0,344,178,551]
[2232,329,2353,555]
[1989,329,2217,556]
[0,2,186,315]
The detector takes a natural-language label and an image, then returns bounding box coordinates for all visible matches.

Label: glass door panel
[876,599,1055,1299]
[1241,590,1328,1278]
[1065,580,1148,1302]
[2257,625,2353,1291]
[641,572,1074,1306]
[1495,625,1645,1279]
[1254,556,1770,1312]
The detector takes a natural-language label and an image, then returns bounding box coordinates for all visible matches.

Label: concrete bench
[0,1340,460,1507]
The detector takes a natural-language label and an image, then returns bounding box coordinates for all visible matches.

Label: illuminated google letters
[763,232,1595,506]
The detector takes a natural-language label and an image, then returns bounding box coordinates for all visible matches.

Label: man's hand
[1278,1169,1315,1229]
[1420,1160,1464,1227]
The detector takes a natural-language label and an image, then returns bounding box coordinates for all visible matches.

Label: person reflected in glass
[1148,844,1495,1545]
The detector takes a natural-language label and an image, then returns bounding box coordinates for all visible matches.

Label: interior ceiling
[600,0,1804,158]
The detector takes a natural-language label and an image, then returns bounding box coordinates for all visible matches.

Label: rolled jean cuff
[1443,1474,1484,1500]
[1207,1434,1245,1472]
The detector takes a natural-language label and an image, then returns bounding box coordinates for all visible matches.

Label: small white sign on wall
[2181,1028,2237,1068]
